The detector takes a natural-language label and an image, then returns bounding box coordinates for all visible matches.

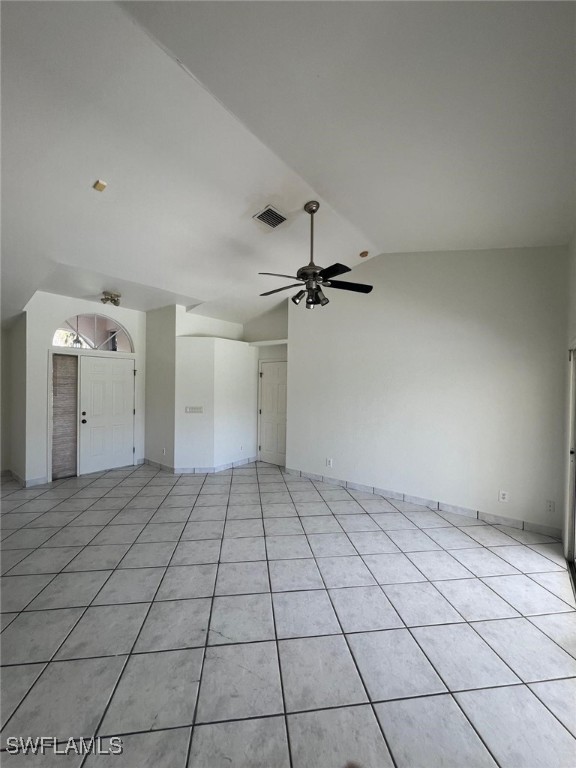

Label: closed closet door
[259,361,287,466]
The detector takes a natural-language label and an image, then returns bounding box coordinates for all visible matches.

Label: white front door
[79,356,135,474]
[259,361,287,466]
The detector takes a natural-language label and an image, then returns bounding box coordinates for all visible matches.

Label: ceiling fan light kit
[259,201,373,309]
[101,291,121,307]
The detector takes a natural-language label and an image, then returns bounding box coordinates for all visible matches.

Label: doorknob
[81,419,87,424]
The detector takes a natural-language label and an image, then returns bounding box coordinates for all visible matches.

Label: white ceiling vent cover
[253,205,287,229]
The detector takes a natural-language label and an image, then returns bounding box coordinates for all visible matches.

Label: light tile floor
[1,463,575,767]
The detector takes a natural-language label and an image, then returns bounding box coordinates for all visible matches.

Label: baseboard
[285,467,563,539]
[145,457,257,474]
[24,475,50,488]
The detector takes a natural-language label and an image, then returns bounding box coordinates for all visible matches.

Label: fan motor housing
[296,265,323,281]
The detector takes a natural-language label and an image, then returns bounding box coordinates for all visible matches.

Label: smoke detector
[252,205,287,229]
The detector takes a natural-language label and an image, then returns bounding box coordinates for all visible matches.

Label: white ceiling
[2,2,574,324]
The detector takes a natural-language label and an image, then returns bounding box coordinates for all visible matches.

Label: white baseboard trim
[144,457,258,474]
[285,467,563,539]
[24,475,50,488]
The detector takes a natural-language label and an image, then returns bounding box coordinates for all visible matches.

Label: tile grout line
[78,467,212,767]
[260,474,295,768]
[0,464,166,739]
[283,481,402,768]
[1,463,574,763]
[184,471,228,768]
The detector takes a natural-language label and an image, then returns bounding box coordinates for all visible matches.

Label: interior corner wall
[174,337,258,470]
[23,292,146,485]
[243,302,288,342]
[214,339,258,466]
[175,305,244,340]
[145,305,177,467]
[287,246,568,529]
[257,344,288,362]
[4,315,27,480]
[174,337,215,470]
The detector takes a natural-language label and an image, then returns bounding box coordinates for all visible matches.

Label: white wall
[1,329,10,472]
[145,305,176,466]
[256,344,288,362]
[214,339,258,466]
[287,246,568,528]
[174,337,257,470]
[3,315,27,480]
[176,305,244,340]
[568,235,576,345]
[174,337,215,470]
[23,292,146,484]
[243,302,288,342]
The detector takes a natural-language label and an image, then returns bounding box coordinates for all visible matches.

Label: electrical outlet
[498,490,509,503]
[545,500,555,516]
[162,448,166,456]
[326,458,333,468]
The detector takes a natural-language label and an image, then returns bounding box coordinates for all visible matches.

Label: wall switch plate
[162,448,166,456]
[326,458,333,468]
[185,406,203,414]
[545,500,555,515]
[498,490,509,503]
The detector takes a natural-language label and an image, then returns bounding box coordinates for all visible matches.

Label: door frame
[257,359,287,463]
[47,349,136,480]
[566,347,576,564]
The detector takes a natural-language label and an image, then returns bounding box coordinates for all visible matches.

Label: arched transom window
[52,314,134,353]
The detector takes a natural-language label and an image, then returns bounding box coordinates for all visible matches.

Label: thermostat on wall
[185,406,203,414]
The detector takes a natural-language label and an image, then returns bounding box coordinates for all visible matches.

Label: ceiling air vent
[253,205,287,229]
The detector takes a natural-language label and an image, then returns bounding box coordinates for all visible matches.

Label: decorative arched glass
[52,314,134,353]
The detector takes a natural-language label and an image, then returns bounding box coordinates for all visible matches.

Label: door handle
[81,419,87,424]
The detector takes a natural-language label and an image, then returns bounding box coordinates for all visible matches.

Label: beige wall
[287,246,569,528]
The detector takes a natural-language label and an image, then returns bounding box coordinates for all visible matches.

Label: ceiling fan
[259,200,373,309]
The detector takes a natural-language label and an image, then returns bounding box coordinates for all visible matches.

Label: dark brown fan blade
[325,279,373,294]
[260,283,303,297]
[259,272,302,281]
[318,263,351,280]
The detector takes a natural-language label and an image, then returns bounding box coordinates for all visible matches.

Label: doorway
[52,354,136,479]
[78,356,135,474]
[258,361,287,466]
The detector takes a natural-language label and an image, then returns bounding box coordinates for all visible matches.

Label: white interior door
[79,356,135,474]
[259,361,287,466]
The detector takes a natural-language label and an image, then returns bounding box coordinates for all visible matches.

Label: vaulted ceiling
[2,2,574,324]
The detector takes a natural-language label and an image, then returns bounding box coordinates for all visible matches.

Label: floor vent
[253,205,287,228]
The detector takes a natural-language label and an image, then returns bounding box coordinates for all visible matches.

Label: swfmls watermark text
[5,737,123,756]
